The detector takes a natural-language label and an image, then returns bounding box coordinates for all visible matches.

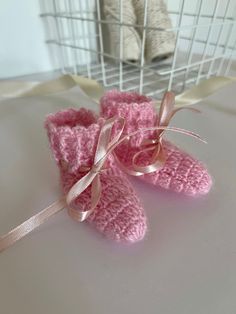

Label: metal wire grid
[40,0,236,99]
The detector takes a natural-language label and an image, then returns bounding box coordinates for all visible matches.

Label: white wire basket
[40,0,236,99]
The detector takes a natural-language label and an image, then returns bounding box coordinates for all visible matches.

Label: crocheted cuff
[45,108,105,174]
[100,90,157,147]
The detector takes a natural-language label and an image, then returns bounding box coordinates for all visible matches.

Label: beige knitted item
[103,0,141,62]
[133,0,175,62]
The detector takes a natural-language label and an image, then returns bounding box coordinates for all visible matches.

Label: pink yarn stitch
[100,90,212,196]
[45,108,147,243]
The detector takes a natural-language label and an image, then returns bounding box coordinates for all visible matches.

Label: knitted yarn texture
[103,0,141,62]
[133,0,175,62]
[45,108,147,243]
[100,90,212,196]
[103,0,175,63]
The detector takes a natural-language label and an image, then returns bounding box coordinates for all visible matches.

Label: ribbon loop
[0,91,207,252]
[158,91,175,133]
[66,116,126,222]
[128,91,203,175]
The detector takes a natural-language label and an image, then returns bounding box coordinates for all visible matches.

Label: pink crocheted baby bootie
[45,108,147,243]
[100,90,212,196]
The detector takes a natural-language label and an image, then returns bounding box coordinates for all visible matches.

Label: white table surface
[0,78,236,314]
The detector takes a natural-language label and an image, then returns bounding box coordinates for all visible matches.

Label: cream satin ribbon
[0,74,236,107]
[0,75,103,104]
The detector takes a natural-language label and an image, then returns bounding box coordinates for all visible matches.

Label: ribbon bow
[129,91,201,175]
[66,116,125,222]
[68,92,203,220]
[0,93,205,253]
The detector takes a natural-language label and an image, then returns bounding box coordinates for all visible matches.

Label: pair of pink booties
[45,90,212,243]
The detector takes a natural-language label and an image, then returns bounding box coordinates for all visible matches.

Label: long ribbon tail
[0,74,104,104]
[0,198,66,253]
[0,75,235,107]
[164,76,236,108]
[0,124,205,253]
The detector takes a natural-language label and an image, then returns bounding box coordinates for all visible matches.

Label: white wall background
[0,0,235,78]
[0,0,56,78]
